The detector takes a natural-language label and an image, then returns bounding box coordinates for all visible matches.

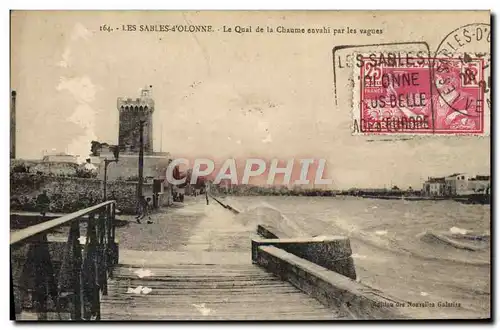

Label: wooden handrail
[10,201,116,246]
[11,201,119,320]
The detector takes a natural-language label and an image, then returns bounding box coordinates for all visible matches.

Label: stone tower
[117,86,154,153]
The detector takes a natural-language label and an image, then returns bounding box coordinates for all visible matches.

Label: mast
[160,121,163,152]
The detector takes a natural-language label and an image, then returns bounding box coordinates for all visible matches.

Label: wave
[449,226,469,235]
[417,231,488,251]
[447,227,490,242]
[234,202,307,237]
[346,230,490,267]
[326,219,491,266]
[228,199,490,267]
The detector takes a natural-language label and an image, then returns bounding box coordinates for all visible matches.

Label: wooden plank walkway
[100,197,343,320]
[101,262,341,320]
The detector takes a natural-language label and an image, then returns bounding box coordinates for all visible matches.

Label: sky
[10,11,491,189]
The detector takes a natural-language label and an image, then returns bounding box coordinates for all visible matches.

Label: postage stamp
[351,53,487,135]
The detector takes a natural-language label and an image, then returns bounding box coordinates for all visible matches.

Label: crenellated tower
[117,86,154,153]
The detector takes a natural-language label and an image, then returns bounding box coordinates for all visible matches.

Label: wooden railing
[10,201,118,321]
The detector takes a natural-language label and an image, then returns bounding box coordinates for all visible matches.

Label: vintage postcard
[10,10,491,321]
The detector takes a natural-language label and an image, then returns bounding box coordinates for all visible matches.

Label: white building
[444,173,469,196]
[422,177,446,196]
[468,175,491,194]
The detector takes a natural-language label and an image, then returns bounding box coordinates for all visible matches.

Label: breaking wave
[341,224,490,267]
[224,197,490,267]
[418,230,490,251]
[234,202,307,237]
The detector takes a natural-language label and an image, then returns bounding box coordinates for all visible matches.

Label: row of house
[422,173,490,197]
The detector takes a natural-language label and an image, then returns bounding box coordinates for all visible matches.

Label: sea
[223,195,491,319]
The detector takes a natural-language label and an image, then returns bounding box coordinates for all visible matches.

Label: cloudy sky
[11,11,490,189]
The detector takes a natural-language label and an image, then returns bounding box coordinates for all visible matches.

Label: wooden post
[70,221,83,320]
[99,209,108,296]
[87,214,100,319]
[111,203,118,265]
[10,263,18,320]
[24,233,57,320]
[111,203,116,243]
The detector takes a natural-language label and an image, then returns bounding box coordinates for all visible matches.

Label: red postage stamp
[352,54,487,135]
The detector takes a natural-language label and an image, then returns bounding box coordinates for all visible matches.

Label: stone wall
[253,245,409,319]
[10,173,154,214]
[11,159,79,176]
[95,154,171,182]
[252,233,357,280]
